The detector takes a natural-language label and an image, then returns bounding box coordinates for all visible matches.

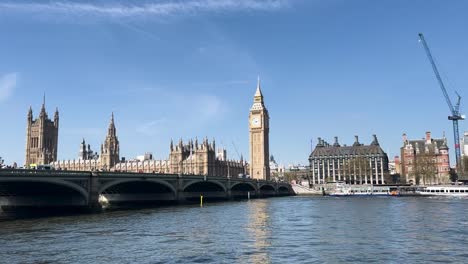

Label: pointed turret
[253,76,265,104]
[101,113,120,169]
[250,76,267,112]
[79,138,87,160]
[255,76,263,98]
[107,112,116,137]
[371,134,380,146]
[39,94,47,119]
[54,107,59,127]
[27,106,33,123]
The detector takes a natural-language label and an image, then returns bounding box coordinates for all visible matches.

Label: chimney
[333,136,340,147]
[425,131,431,143]
[353,135,360,146]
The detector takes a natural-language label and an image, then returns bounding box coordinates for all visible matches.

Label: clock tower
[249,77,270,180]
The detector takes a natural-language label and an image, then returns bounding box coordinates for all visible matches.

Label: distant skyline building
[462,131,468,157]
[25,97,59,167]
[309,135,389,185]
[269,155,285,179]
[400,132,450,185]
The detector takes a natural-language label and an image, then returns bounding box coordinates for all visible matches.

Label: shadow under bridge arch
[230,182,258,199]
[259,184,276,197]
[182,180,227,201]
[99,179,177,206]
[277,185,291,196]
[0,179,89,210]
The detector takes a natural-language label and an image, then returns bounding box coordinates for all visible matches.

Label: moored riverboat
[327,182,399,196]
[417,186,468,196]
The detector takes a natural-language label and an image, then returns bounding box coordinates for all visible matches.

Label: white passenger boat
[327,182,399,196]
[417,186,468,196]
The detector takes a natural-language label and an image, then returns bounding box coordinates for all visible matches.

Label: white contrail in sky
[0,0,288,18]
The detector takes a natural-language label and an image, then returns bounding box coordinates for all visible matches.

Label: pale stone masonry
[25,97,59,167]
[249,78,270,180]
[51,115,246,177]
[40,79,268,179]
[309,135,389,185]
[51,113,119,171]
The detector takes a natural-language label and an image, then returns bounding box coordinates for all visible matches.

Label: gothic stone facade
[25,101,59,166]
[51,116,245,177]
[400,132,450,185]
[113,138,246,177]
[46,79,264,178]
[51,114,119,171]
[309,135,389,185]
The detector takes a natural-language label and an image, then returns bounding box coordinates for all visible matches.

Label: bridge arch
[278,185,290,193]
[259,184,276,192]
[0,178,89,201]
[183,180,226,192]
[98,179,176,194]
[230,182,257,192]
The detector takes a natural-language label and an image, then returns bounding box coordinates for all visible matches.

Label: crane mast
[418,33,465,171]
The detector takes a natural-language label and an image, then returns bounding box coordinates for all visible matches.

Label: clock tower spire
[249,77,270,180]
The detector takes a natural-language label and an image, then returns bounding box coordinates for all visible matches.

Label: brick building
[400,132,450,185]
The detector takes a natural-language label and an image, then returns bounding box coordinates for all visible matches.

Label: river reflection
[1,197,468,263]
[243,200,271,263]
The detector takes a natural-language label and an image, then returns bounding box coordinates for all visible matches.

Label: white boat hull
[417,186,468,196]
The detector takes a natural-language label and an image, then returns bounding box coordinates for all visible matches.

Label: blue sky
[0,0,467,166]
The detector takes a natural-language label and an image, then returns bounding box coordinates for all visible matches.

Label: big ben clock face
[251,117,261,127]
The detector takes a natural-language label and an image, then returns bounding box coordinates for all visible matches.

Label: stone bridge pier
[0,170,295,213]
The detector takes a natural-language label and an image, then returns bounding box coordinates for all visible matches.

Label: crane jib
[419,33,464,170]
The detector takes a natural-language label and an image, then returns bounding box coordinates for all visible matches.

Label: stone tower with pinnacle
[249,77,270,180]
[25,95,59,167]
[100,113,120,170]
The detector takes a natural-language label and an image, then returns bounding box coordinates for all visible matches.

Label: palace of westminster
[22,79,458,185]
[25,80,271,180]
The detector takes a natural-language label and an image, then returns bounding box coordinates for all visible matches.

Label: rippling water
[1,196,468,263]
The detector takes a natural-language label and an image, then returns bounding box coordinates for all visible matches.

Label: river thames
[1,196,468,263]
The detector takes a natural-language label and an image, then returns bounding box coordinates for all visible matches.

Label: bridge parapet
[0,169,92,178]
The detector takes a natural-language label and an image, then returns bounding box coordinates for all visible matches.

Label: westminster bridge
[0,169,294,212]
